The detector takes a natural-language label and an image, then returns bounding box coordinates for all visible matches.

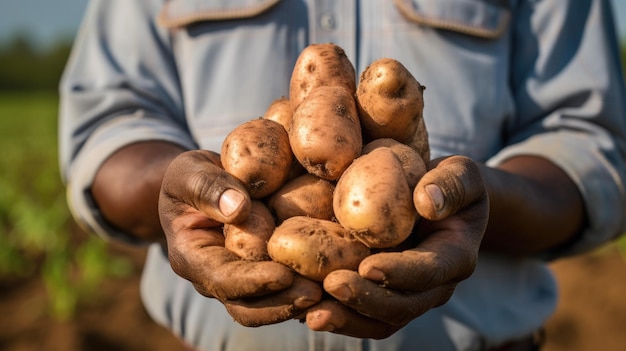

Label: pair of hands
[159,150,489,339]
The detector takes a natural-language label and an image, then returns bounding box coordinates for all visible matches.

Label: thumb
[161,150,252,224]
[413,155,485,221]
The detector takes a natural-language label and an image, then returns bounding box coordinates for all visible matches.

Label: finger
[359,247,476,292]
[161,150,251,224]
[306,300,398,339]
[414,155,486,221]
[168,237,294,300]
[322,270,455,327]
[225,276,323,327]
[361,193,487,291]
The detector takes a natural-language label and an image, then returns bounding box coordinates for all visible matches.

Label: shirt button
[320,12,336,30]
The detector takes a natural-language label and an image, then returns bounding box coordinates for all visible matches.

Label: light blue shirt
[59,0,626,350]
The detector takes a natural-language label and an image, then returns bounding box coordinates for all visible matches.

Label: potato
[263,96,293,132]
[221,118,293,199]
[356,58,430,162]
[333,147,417,248]
[403,124,431,164]
[286,158,307,181]
[362,138,427,189]
[289,43,357,111]
[267,216,370,282]
[224,201,276,261]
[289,85,362,180]
[267,173,335,223]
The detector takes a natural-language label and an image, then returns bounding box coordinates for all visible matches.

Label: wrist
[92,141,187,244]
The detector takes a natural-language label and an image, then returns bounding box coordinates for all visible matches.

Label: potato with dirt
[221,118,293,199]
[362,138,427,189]
[223,200,276,261]
[267,216,370,282]
[333,147,419,249]
[289,43,357,111]
[289,85,362,180]
[356,58,430,162]
[263,96,293,133]
[267,173,335,223]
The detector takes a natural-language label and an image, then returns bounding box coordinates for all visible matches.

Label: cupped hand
[159,150,322,327]
[306,155,489,338]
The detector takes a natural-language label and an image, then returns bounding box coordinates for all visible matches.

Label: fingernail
[307,310,336,332]
[363,267,385,282]
[425,184,444,211]
[294,296,317,309]
[319,323,337,332]
[219,189,245,217]
[268,274,292,290]
[327,284,353,300]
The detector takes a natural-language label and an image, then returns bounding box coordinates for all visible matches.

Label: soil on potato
[1,230,625,351]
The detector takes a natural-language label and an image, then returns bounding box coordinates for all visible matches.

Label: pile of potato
[220,43,429,282]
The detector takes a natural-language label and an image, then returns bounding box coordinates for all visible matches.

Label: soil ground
[1,237,625,351]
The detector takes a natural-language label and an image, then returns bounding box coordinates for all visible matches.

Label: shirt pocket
[155,0,305,152]
[157,0,281,28]
[392,0,511,39]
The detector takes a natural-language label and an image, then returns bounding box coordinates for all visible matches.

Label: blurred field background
[0,37,187,349]
[1,1,626,350]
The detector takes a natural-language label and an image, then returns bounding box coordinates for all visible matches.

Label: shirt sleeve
[487,0,626,258]
[59,0,197,244]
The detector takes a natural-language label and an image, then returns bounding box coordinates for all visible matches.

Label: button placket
[319,12,336,31]
[308,0,357,68]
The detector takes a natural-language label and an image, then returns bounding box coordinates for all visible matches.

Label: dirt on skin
[0,230,625,351]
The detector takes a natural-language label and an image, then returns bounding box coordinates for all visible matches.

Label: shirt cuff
[66,112,197,244]
[486,131,626,258]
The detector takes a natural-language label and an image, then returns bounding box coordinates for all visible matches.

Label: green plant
[615,234,626,259]
[0,92,132,321]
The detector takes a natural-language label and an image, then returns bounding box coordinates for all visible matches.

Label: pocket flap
[158,0,281,28]
[393,0,510,39]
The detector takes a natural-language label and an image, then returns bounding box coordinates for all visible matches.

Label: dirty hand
[306,155,488,339]
[159,150,322,327]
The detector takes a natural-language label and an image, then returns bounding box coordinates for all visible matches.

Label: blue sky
[1,0,626,48]
[0,0,88,48]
